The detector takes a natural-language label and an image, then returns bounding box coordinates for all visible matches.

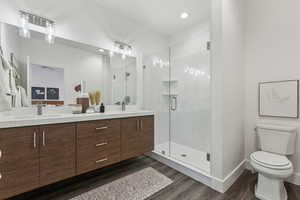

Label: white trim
[287,172,300,186]
[211,159,246,192]
[147,152,246,193]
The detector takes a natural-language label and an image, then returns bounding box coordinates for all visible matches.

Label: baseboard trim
[287,172,300,186]
[211,159,247,193]
[147,152,246,193]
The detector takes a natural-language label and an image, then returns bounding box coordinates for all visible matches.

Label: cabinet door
[39,124,76,186]
[140,116,154,153]
[121,117,141,160]
[0,127,39,199]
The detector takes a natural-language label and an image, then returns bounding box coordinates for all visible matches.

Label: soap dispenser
[100,103,105,113]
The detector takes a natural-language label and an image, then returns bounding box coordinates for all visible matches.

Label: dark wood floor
[9,155,300,200]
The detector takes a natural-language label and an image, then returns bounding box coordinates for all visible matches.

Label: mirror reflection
[0,22,137,109]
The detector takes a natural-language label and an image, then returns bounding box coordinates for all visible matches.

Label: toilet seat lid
[251,151,290,168]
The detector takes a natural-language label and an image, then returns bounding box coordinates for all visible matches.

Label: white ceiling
[94,0,210,36]
[6,0,210,44]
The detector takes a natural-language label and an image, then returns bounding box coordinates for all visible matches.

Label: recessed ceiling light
[180,12,189,19]
[97,48,105,52]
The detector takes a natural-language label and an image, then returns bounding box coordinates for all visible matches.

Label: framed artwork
[47,87,59,100]
[31,87,45,100]
[259,80,299,118]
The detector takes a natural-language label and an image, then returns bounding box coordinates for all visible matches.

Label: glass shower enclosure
[143,24,211,174]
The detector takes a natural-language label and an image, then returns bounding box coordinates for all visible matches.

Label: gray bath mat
[70,167,173,200]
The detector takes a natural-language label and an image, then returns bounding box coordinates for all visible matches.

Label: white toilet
[250,124,297,200]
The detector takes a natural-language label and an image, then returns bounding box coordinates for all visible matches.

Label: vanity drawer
[94,153,120,169]
[76,144,120,174]
[76,119,121,174]
[77,119,120,139]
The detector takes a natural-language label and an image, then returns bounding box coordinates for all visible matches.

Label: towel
[18,86,30,107]
[0,53,10,70]
[0,55,11,111]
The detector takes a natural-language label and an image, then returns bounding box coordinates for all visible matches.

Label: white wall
[244,0,300,184]
[211,0,245,181]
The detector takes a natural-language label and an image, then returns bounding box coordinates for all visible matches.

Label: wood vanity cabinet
[0,115,153,199]
[121,116,154,160]
[0,126,40,199]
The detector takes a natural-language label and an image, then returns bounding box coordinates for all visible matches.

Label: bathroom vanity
[0,111,154,199]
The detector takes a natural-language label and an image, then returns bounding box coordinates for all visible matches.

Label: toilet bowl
[250,151,293,200]
[251,124,297,200]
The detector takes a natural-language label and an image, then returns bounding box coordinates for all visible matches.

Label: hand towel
[19,86,30,107]
[0,56,11,111]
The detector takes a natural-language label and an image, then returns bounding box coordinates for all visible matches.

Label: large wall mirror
[0,22,137,108]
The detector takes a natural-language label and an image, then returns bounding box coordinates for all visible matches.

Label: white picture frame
[259,80,299,118]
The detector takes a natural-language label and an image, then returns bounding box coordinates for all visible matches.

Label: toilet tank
[256,124,297,155]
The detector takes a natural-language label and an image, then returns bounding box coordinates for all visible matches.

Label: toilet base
[255,173,287,200]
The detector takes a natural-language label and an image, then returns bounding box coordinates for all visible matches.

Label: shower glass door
[169,31,211,173]
[143,26,211,174]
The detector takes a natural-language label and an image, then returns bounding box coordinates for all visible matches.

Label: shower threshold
[154,142,210,174]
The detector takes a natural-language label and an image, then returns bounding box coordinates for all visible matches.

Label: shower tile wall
[143,48,170,155]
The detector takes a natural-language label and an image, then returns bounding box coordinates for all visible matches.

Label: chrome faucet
[121,101,126,111]
[37,102,43,115]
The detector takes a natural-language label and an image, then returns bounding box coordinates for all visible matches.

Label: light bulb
[45,21,55,44]
[109,50,114,57]
[180,12,189,19]
[19,13,30,38]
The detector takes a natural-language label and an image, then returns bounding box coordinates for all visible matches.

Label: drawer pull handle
[42,131,46,146]
[0,150,2,158]
[96,158,108,163]
[95,126,108,130]
[96,142,108,147]
[0,173,2,180]
[33,132,37,148]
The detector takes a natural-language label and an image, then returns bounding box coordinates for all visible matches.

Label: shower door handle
[170,96,177,111]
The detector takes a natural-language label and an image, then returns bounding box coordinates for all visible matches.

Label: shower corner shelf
[162,80,178,83]
[162,93,178,97]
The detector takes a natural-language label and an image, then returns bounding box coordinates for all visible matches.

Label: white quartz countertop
[0,110,154,129]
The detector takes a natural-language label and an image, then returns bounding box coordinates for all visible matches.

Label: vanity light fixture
[180,12,189,19]
[19,11,55,44]
[113,41,133,60]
